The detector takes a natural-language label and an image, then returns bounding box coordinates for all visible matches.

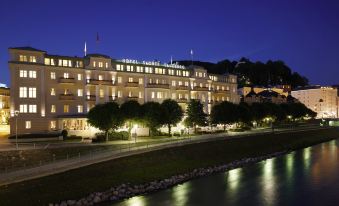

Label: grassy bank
[1,128,338,206]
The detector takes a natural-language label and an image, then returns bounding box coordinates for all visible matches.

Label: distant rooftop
[292,85,335,91]
[0,83,8,88]
[9,46,46,52]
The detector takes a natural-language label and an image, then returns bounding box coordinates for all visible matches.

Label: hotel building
[291,86,338,119]
[8,47,239,136]
[0,84,10,125]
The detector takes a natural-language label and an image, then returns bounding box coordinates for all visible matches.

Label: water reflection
[112,140,339,206]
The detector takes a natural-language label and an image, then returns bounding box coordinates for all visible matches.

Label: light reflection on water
[111,139,339,206]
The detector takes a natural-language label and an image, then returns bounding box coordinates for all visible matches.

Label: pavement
[0,125,329,186]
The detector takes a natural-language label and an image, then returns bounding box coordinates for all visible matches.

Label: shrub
[93,131,130,142]
[8,133,60,139]
[61,130,68,139]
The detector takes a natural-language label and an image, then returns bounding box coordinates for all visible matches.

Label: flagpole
[190,49,193,66]
[84,41,87,56]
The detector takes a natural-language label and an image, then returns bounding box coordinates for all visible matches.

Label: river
[111,139,339,206]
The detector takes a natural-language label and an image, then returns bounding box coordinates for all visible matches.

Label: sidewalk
[0,126,327,186]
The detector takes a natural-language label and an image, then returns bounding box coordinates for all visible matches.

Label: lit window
[77,89,83,97]
[19,70,27,78]
[28,87,36,98]
[28,71,36,78]
[63,105,69,113]
[105,62,108,68]
[93,61,96,67]
[157,92,163,99]
[19,87,27,98]
[179,94,182,99]
[128,77,133,82]
[172,93,176,99]
[172,81,176,86]
[99,89,104,98]
[98,75,103,81]
[19,104,27,113]
[185,81,189,86]
[29,56,37,63]
[116,64,121,71]
[128,91,132,97]
[63,73,69,78]
[50,72,56,79]
[29,104,37,113]
[77,74,82,81]
[51,105,56,113]
[50,121,56,129]
[139,91,142,98]
[25,121,31,129]
[117,77,122,83]
[98,62,103,68]
[19,55,27,62]
[178,81,182,86]
[50,88,55,96]
[117,91,122,97]
[44,58,50,65]
[77,105,83,113]
[151,92,155,99]
[127,65,131,71]
[139,78,143,84]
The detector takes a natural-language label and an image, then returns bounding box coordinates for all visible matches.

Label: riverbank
[0,127,338,206]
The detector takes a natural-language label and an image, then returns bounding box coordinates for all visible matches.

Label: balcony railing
[175,85,189,90]
[214,89,230,94]
[125,82,140,87]
[177,98,188,103]
[87,79,115,86]
[58,77,75,84]
[193,86,209,91]
[59,94,75,100]
[127,96,139,101]
[147,83,170,89]
[86,95,96,101]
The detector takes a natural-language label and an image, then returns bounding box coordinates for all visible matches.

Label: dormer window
[29,56,36,63]
[19,55,27,62]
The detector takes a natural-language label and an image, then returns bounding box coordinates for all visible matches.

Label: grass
[0,128,338,206]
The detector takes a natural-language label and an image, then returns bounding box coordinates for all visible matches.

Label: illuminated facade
[8,47,239,136]
[0,85,10,125]
[291,86,338,118]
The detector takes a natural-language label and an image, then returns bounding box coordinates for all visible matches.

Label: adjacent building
[0,84,10,125]
[8,47,239,136]
[291,86,338,119]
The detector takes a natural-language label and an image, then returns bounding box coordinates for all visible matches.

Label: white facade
[291,86,338,119]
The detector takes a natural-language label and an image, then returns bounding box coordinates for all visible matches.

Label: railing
[59,94,75,100]
[58,77,75,84]
[87,79,115,86]
[147,83,170,89]
[125,82,140,87]
[127,96,139,101]
[177,98,188,103]
[176,85,189,90]
[193,86,209,91]
[86,95,96,101]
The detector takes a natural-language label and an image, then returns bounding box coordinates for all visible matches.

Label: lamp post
[14,110,19,150]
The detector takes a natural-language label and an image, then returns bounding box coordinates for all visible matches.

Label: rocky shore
[50,150,287,206]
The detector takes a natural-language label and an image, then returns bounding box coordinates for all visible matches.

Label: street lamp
[14,110,19,149]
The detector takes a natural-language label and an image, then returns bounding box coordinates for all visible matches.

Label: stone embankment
[50,151,287,206]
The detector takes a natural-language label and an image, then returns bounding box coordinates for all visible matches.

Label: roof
[245,89,258,97]
[85,53,110,59]
[9,46,46,52]
[292,85,321,91]
[257,90,279,98]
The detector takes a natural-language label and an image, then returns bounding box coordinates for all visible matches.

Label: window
[128,91,132,97]
[51,105,56,113]
[151,92,155,99]
[50,121,56,129]
[19,70,27,78]
[77,105,83,113]
[25,121,31,129]
[105,62,108,68]
[19,104,27,113]
[50,88,55,96]
[98,62,103,68]
[117,77,122,83]
[139,78,143,84]
[93,61,96,67]
[29,104,37,113]
[127,65,131,71]
[99,89,104,98]
[77,74,82,81]
[172,93,176,99]
[63,105,69,113]
[63,73,69,79]
[139,91,142,98]
[128,77,133,82]
[116,64,124,71]
[28,71,37,78]
[172,81,176,86]
[19,87,27,98]
[185,81,189,86]
[29,56,36,63]
[117,91,122,97]
[50,72,56,79]
[28,87,36,98]
[98,75,103,81]
[19,55,27,62]
[77,89,83,97]
[157,92,163,99]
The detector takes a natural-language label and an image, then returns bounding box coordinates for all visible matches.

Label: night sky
[1,0,338,86]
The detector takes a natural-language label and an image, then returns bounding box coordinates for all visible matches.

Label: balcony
[214,89,230,94]
[176,85,189,90]
[193,86,209,91]
[86,95,96,101]
[59,94,75,100]
[177,98,188,103]
[147,83,170,89]
[87,79,115,86]
[58,77,75,84]
[125,82,139,87]
[127,96,139,101]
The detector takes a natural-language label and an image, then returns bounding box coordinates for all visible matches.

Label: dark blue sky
[1,0,339,86]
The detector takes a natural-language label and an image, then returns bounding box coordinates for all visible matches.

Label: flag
[84,41,87,56]
[96,32,100,43]
[170,55,173,64]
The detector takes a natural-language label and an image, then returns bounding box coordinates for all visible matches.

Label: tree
[87,102,123,141]
[211,101,238,131]
[161,99,184,136]
[141,102,163,136]
[185,99,207,133]
[120,100,142,137]
[236,102,252,126]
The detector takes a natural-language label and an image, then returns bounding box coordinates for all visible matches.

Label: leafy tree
[236,102,252,125]
[211,101,238,131]
[161,99,184,136]
[120,100,142,137]
[87,102,123,141]
[185,99,207,133]
[141,102,163,136]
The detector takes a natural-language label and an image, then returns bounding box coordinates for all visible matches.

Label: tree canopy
[184,99,207,132]
[141,102,163,136]
[161,99,184,136]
